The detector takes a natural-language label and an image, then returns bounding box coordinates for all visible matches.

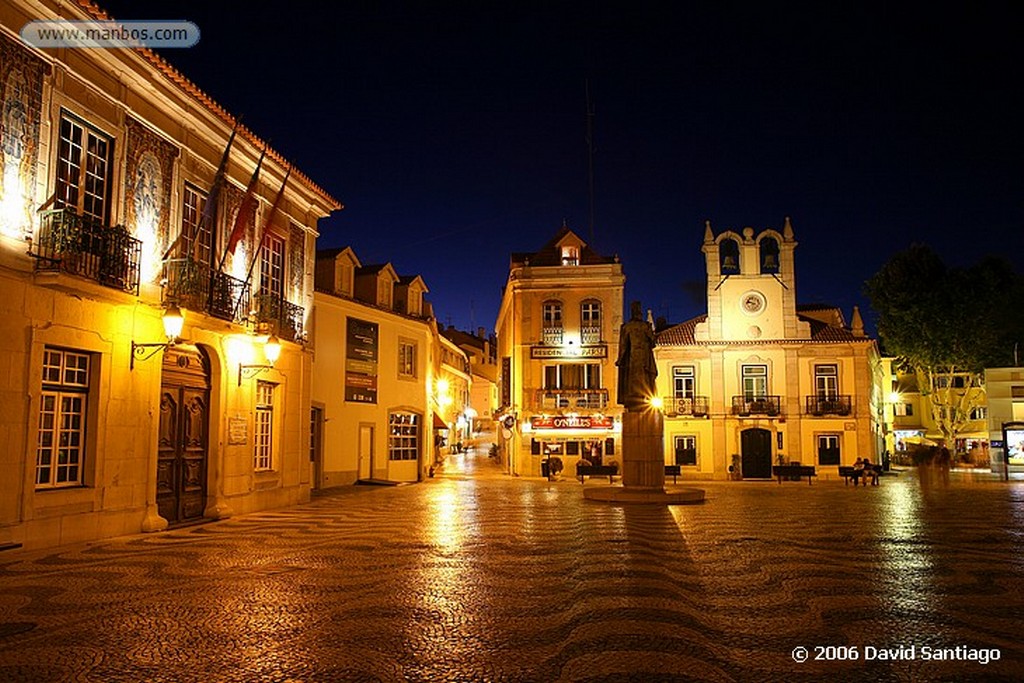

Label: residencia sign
[531,415,614,430]
[530,345,607,359]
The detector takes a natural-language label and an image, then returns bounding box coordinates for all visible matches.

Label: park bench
[665,464,681,484]
[772,464,816,484]
[577,463,618,484]
[838,465,882,486]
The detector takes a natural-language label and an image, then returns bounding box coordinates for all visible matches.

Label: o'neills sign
[531,415,614,430]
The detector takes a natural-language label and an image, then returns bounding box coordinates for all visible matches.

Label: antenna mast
[585,79,596,244]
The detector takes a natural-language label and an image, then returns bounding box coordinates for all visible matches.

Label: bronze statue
[616,301,657,410]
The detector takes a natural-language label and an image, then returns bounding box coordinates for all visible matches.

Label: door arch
[157,345,211,525]
[741,428,772,479]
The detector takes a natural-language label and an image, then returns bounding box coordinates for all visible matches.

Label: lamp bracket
[131,341,170,370]
[238,363,273,386]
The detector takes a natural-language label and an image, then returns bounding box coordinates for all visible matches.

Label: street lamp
[130,304,185,370]
[238,334,281,385]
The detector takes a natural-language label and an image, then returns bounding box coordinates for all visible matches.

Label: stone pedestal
[621,408,666,489]
[583,406,705,505]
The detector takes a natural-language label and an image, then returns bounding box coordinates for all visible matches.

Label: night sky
[99,1,1023,334]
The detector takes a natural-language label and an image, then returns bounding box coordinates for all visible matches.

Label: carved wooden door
[156,346,210,525]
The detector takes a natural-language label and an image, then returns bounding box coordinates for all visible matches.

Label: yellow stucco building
[0,0,339,550]
[312,247,470,485]
[654,219,883,479]
[495,225,625,477]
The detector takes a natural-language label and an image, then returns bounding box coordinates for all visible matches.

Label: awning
[432,414,447,430]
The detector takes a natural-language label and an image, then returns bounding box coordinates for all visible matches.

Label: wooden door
[156,346,210,525]
[741,428,772,479]
[359,424,373,479]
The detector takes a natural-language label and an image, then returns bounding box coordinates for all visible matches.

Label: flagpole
[217,145,266,273]
[234,166,291,322]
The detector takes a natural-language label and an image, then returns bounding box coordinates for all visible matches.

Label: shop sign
[530,345,607,359]
[531,415,614,430]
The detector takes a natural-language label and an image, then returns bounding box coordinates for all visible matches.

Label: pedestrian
[936,444,951,486]
[852,457,864,486]
[862,456,879,486]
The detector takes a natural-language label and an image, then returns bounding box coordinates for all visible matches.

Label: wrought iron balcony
[252,290,305,343]
[32,208,141,294]
[542,326,564,345]
[663,396,710,418]
[581,325,602,344]
[805,395,852,416]
[162,258,251,325]
[534,388,609,411]
[731,395,782,416]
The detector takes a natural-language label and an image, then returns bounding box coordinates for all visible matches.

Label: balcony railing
[253,290,305,342]
[663,396,710,418]
[805,395,852,416]
[534,388,609,411]
[731,395,782,416]
[542,326,564,345]
[581,325,601,344]
[32,208,141,294]
[162,258,251,325]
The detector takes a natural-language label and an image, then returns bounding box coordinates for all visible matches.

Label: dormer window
[339,262,354,296]
[378,277,392,308]
[720,239,740,274]
[561,245,579,266]
[760,237,780,274]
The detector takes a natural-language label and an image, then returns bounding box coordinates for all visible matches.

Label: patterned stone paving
[1,456,1023,682]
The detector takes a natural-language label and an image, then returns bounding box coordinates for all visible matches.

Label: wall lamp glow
[130,304,185,370]
[238,334,282,385]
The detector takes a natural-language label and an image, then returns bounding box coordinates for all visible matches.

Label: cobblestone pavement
[2,454,1023,683]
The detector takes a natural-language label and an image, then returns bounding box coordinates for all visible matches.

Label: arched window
[720,239,740,274]
[760,237,780,274]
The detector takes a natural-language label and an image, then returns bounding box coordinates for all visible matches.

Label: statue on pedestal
[616,301,657,411]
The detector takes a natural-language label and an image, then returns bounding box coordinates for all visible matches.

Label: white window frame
[388,412,420,461]
[254,381,276,471]
[543,301,563,327]
[672,365,696,398]
[398,339,417,379]
[814,364,839,398]
[260,233,285,298]
[36,348,91,489]
[56,112,113,224]
[673,434,698,467]
[741,364,768,399]
[817,434,841,465]
[182,183,210,265]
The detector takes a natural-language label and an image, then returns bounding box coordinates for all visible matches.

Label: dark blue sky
[104,1,1023,333]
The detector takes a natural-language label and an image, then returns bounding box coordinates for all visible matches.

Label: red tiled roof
[655,313,869,346]
[74,0,342,211]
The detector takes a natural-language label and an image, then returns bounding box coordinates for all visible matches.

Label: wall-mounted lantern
[237,334,281,385]
[130,304,185,370]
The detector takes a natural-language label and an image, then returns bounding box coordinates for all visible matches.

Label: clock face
[741,291,766,315]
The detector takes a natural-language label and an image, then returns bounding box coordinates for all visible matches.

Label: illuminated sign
[531,415,614,430]
[530,345,607,359]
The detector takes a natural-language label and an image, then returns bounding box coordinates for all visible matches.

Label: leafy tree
[865,244,1023,451]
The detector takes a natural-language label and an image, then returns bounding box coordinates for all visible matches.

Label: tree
[865,244,1023,452]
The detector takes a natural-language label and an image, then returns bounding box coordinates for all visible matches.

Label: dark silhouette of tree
[865,244,1023,450]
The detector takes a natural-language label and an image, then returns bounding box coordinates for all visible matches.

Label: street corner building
[310,248,473,486]
[654,219,883,480]
[0,0,340,551]
[494,224,626,477]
